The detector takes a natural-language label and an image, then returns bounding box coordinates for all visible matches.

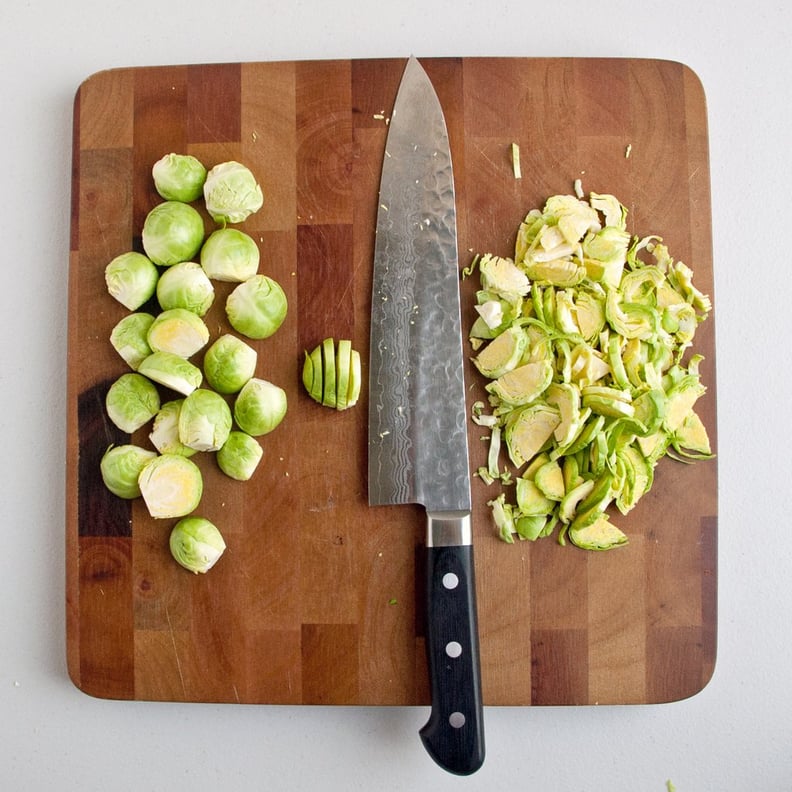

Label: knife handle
[419,514,485,775]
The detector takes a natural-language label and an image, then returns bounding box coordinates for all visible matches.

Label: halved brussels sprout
[217,431,263,481]
[178,389,233,452]
[169,517,226,574]
[149,399,197,457]
[233,378,287,436]
[202,334,257,394]
[105,252,159,311]
[203,161,263,224]
[152,153,207,203]
[138,351,202,396]
[138,453,203,519]
[156,261,214,316]
[105,372,161,433]
[110,312,155,370]
[141,201,205,266]
[200,228,260,282]
[147,308,210,358]
[225,275,288,340]
[100,444,157,498]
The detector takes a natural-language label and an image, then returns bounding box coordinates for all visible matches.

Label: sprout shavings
[468,188,713,550]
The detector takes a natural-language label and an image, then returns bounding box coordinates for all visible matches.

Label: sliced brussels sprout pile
[99,153,289,574]
[302,338,362,411]
[468,189,713,550]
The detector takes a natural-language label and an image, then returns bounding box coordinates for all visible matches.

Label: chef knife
[368,56,485,776]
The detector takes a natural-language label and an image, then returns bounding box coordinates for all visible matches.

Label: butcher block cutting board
[66,57,717,706]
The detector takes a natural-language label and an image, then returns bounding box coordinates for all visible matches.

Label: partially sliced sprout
[156,261,214,316]
[321,338,337,408]
[138,351,202,396]
[152,153,207,203]
[217,431,263,481]
[110,313,155,370]
[200,228,260,282]
[149,399,197,457]
[202,334,257,394]
[142,201,205,267]
[105,252,159,311]
[147,308,210,358]
[234,378,287,436]
[100,444,157,498]
[225,275,288,340]
[105,373,161,433]
[178,389,233,452]
[169,517,226,574]
[138,453,203,519]
[302,338,361,411]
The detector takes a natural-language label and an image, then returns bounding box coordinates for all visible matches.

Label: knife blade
[368,56,485,776]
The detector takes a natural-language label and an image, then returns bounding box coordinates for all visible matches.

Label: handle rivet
[442,572,459,589]
[445,641,462,658]
[448,712,466,729]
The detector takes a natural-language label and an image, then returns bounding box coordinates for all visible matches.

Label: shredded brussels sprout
[469,188,713,550]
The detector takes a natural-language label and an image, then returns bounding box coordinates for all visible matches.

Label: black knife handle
[419,539,485,775]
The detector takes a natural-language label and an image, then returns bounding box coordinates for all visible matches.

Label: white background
[2,1,790,789]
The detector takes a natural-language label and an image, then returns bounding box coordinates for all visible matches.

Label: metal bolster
[426,511,472,547]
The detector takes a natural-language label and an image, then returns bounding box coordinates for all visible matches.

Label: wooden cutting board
[66,57,717,706]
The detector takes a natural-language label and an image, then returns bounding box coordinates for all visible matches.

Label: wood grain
[67,57,717,706]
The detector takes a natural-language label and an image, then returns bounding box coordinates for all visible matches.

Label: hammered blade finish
[368,57,471,513]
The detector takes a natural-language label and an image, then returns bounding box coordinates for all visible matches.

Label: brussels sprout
[178,389,233,452]
[152,153,207,202]
[156,261,214,316]
[147,308,210,358]
[110,312,155,370]
[200,228,260,282]
[202,334,257,394]
[233,378,287,436]
[149,400,197,457]
[105,372,161,433]
[203,161,263,224]
[217,431,263,481]
[169,517,226,574]
[301,338,362,411]
[138,453,203,519]
[105,252,159,310]
[138,351,202,396]
[100,444,157,498]
[141,201,205,266]
[225,275,287,339]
